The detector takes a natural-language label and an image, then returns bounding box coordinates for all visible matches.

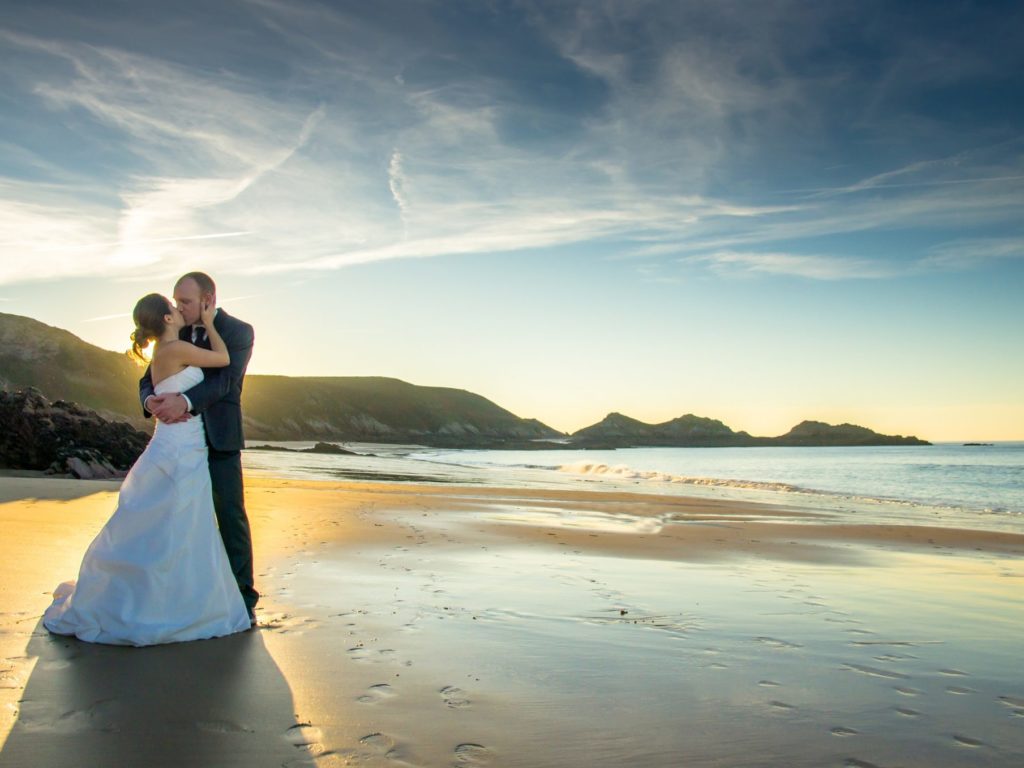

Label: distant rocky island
[570,412,928,448]
[0,311,930,451]
[248,442,361,455]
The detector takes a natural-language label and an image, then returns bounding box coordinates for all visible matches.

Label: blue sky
[1,1,1022,439]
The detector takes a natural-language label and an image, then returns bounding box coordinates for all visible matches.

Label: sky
[1,0,1022,440]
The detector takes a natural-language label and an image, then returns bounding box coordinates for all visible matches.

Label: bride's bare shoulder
[150,341,189,382]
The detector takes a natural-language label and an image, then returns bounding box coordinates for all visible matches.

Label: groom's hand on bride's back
[146,393,192,423]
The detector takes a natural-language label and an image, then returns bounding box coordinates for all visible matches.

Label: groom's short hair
[177,271,216,296]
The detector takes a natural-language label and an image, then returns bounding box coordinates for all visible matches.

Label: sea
[242,440,1024,533]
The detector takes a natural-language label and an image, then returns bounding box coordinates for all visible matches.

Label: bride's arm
[170,300,229,369]
[180,318,253,416]
[174,341,229,369]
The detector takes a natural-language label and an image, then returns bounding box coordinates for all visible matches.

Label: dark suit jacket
[139,309,254,453]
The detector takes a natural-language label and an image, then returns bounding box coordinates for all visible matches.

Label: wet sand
[1,475,1023,767]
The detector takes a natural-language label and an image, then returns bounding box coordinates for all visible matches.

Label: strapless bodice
[152,366,205,447]
[155,365,203,395]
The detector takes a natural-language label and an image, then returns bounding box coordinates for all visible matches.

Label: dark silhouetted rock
[571,412,756,447]
[0,387,149,476]
[304,442,358,455]
[772,420,929,446]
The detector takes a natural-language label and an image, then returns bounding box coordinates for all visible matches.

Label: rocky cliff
[0,387,149,477]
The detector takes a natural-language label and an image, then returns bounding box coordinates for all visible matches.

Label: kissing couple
[43,271,259,646]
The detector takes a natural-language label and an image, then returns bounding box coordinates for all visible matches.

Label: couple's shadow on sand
[1,621,304,768]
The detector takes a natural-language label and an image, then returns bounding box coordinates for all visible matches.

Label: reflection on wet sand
[3,476,1024,767]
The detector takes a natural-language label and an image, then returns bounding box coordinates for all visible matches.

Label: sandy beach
[1,474,1023,767]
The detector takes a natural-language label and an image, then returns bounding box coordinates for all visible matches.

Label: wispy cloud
[82,292,263,323]
[82,312,131,323]
[918,238,1024,271]
[1,1,1022,289]
[681,250,898,281]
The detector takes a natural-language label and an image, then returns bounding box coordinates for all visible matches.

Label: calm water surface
[243,442,1024,532]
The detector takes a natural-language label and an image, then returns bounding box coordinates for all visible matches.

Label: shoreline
[241,440,1024,527]
[2,475,1023,766]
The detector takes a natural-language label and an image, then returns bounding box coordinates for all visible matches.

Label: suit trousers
[207,447,259,613]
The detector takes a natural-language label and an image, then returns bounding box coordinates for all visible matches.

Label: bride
[43,293,251,646]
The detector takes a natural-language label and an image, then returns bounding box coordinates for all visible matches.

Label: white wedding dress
[43,366,251,646]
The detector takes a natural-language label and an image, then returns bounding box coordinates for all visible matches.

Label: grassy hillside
[242,375,562,443]
[0,312,562,446]
[0,313,145,426]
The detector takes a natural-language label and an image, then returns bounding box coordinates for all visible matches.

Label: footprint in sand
[17,698,119,734]
[281,752,347,768]
[359,732,395,752]
[357,683,396,704]
[755,636,803,649]
[357,731,410,761]
[997,694,1024,717]
[348,646,398,664]
[952,734,986,747]
[285,722,324,752]
[843,663,908,680]
[39,659,75,671]
[440,685,471,709]
[452,742,492,766]
[874,653,918,663]
[0,665,23,690]
[198,719,253,733]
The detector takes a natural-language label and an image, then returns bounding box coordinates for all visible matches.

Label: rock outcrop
[572,412,754,447]
[771,420,929,446]
[0,388,149,478]
[569,413,929,447]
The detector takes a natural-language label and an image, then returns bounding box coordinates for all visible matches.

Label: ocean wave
[558,461,816,494]
[556,460,1024,518]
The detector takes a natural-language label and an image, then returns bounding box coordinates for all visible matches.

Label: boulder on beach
[0,387,149,478]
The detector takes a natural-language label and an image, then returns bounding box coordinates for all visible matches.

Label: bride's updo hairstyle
[130,293,172,362]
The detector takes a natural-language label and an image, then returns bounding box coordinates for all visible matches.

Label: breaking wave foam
[556,461,1021,518]
[558,461,820,495]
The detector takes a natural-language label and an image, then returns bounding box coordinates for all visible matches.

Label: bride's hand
[199,298,217,328]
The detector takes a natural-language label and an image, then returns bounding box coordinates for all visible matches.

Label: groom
[139,271,259,623]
